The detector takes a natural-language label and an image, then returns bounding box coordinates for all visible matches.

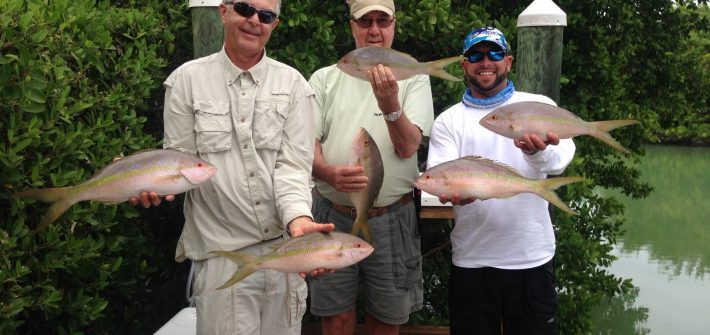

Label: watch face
[384,109,402,121]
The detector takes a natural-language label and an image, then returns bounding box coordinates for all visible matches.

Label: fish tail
[350,217,372,243]
[212,251,260,290]
[426,56,464,81]
[536,177,587,215]
[14,187,74,234]
[13,187,70,203]
[30,199,75,234]
[590,120,640,154]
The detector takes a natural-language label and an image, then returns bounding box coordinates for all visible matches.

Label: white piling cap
[517,0,567,27]
[189,0,222,7]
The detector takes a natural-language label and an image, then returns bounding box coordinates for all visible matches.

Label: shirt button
[240,117,245,123]
[255,200,261,205]
[241,92,246,96]
[264,228,269,233]
[249,172,255,177]
[243,144,248,149]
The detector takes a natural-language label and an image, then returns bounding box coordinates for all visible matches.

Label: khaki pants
[192,239,307,335]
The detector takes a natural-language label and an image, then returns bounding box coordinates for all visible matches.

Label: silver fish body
[337,46,463,81]
[213,232,374,289]
[480,101,639,153]
[347,128,384,242]
[415,156,585,215]
[14,149,217,232]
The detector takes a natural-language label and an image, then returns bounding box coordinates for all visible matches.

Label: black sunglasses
[466,49,506,63]
[228,1,278,24]
[353,17,395,29]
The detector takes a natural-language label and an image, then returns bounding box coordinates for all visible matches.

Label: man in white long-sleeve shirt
[426,27,575,335]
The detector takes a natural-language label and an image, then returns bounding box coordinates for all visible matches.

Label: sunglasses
[466,49,507,63]
[353,17,395,29]
[229,1,278,24]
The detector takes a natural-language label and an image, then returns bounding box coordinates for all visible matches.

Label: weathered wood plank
[191,7,223,59]
[515,26,564,104]
[301,323,449,335]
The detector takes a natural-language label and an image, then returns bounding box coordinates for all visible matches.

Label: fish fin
[426,56,464,81]
[178,169,203,185]
[14,187,74,234]
[590,120,640,154]
[350,218,372,243]
[13,187,70,203]
[31,199,75,234]
[536,177,587,215]
[211,251,260,290]
[460,156,524,176]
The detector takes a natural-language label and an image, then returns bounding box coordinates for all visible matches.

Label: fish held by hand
[337,46,463,82]
[480,101,639,154]
[13,149,216,233]
[415,156,585,215]
[212,231,374,289]
[347,128,384,242]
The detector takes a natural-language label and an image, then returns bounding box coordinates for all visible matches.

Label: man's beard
[464,72,507,97]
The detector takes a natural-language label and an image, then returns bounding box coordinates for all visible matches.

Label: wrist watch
[383,108,403,122]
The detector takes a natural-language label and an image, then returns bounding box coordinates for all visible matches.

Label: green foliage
[1,0,707,333]
[0,0,188,333]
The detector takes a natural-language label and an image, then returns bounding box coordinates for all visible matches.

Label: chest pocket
[253,99,289,151]
[194,101,232,153]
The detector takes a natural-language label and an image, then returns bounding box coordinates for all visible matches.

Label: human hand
[368,64,400,114]
[438,193,476,206]
[287,216,336,279]
[329,165,368,193]
[129,192,175,208]
[514,132,560,155]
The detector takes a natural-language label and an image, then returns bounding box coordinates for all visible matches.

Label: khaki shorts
[309,192,423,325]
[192,238,307,335]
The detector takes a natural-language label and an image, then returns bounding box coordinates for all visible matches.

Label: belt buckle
[349,207,358,218]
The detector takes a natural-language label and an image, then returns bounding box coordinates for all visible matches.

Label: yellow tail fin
[536,176,587,215]
[590,120,640,154]
[14,187,74,233]
[211,251,260,289]
[350,217,372,243]
[426,56,464,81]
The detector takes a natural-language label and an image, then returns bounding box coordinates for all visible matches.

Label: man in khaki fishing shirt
[131,0,334,334]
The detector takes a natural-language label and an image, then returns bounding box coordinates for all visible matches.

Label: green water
[590,145,710,334]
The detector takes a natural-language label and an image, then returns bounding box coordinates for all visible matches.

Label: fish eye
[491,115,497,120]
[198,163,203,167]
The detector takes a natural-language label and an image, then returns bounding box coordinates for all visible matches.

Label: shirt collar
[219,47,270,86]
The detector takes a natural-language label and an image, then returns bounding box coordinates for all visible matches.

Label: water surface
[591,145,710,334]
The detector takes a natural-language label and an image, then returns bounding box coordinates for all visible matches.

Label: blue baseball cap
[463,27,508,56]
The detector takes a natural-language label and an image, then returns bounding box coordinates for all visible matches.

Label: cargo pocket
[253,100,288,151]
[194,100,232,153]
[287,273,307,326]
[392,208,422,289]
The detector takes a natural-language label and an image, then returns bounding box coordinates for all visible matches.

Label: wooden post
[516,0,567,104]
[189,0,224,59]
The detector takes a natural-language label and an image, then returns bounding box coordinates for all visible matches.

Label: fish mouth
[362,246,375,258]
[413,179,424,190]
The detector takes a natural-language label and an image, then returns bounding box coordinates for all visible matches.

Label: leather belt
[331,193,413,219]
